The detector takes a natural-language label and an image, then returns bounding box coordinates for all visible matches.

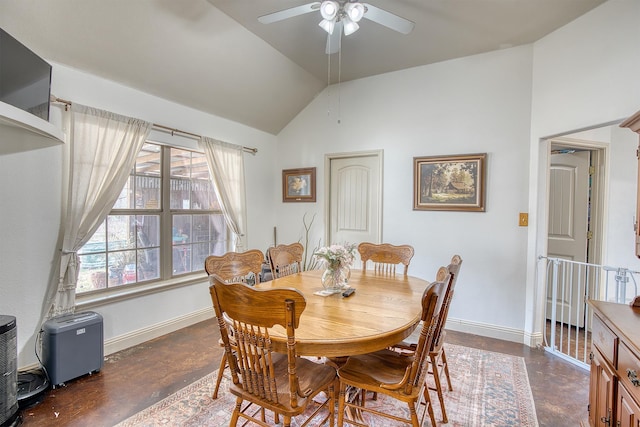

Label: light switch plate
[519,213,528,227]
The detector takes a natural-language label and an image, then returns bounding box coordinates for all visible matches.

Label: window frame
[76,140,229,307]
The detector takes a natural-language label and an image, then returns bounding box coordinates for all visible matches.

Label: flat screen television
[0,27,51,121]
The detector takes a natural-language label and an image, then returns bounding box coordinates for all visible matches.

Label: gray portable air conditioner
[42,311,103,387]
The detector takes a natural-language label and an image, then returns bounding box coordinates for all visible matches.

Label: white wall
[277,45,534,341]
[277,0,640,345]
[0,126,63,367]
[526,0,640,337]
[2,0,639,369]
[0,64,278,367]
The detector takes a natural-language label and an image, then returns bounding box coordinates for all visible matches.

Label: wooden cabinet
[620,111,640,258]
[588,301,640,427]
[589,315,617,426]
[590,349,615,426]
[617,384,640,427]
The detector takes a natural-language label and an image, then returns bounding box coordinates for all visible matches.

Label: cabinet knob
[627,368,640,387]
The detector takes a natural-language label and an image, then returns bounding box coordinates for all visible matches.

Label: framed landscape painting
[413,153,486,212]
[282,167,316,202]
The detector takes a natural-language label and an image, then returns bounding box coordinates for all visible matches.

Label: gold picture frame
[413,153,486,211]
[282,167,316,203]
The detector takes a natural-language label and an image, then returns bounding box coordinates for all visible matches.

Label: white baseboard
[103,307,215,356]
[446,317,542,347]
[524,330,545,349]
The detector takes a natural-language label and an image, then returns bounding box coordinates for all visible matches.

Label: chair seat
[338,349,418,397]
[230,353,337,415]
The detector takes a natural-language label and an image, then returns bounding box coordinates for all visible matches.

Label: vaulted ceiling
[0,0,606,135]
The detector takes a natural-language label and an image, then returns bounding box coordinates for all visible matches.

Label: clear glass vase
[321,265,350,293]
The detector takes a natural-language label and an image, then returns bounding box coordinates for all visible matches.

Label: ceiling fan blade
[362,3,415,35]
[258,2,321,24]
[326,21,342,54]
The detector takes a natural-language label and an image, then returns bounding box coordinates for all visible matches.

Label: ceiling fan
[258,1,415,54]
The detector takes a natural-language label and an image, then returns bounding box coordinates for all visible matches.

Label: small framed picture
[413,153,486,212]
[282,167,316,203]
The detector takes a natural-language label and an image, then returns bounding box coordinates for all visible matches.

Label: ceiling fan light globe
[319,19,335,34]
[343,17,359,35]
[320,1,339,20]
[345,3,365,22]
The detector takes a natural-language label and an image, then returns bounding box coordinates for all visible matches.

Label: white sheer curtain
[42,104,152,320]
[200,137,248,251]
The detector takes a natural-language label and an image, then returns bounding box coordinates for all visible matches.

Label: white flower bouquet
[313,243,356,270]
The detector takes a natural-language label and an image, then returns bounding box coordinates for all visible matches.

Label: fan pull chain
[327,45,331,117]
[337,45,341,124]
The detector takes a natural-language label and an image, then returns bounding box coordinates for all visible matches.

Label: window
[76,143,228,294]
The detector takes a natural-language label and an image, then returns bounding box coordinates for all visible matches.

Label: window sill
[76,273,209,310]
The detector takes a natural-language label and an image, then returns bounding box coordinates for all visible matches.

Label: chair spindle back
[358,242,415,275]
[209,275,307,408]
[268,242,304,278]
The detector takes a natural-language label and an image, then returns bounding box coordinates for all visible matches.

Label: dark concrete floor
[17,318,589,426]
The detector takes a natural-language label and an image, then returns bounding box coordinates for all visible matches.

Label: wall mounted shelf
[0,101,64,142]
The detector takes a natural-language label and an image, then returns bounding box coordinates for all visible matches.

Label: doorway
[546,138,605,328]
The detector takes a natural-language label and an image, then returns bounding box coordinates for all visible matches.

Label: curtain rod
[51,96,258,154]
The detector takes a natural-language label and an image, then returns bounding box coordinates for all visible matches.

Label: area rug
[115,343,538,426]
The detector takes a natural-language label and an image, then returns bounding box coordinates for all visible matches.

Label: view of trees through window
[76,143,228,294]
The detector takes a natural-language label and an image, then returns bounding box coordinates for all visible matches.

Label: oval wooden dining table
[254,269,430,357]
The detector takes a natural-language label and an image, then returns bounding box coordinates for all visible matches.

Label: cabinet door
[590,350,616,427]
[618,384,640,427]
[590,352,599,426]
[637,141,640,258]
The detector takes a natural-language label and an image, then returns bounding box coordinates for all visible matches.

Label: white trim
[524,330,544,349]
[445,317,534,346]
[76,275,207,309]
[103,307,214,356]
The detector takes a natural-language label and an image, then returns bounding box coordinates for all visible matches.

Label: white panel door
[547,150,590,327]
[329,153,381,255]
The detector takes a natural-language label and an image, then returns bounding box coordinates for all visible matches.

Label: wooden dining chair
[209,275,337,427]
[268,242,304,278]
[357,242,415,275]
[204,249,265,399]
[356,242,415,402]
[428,254,462,422]
[394,254,463,423]
[336,267,448,427]
[204,249,265,285]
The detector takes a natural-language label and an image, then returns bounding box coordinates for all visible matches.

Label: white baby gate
[539,256,639,369]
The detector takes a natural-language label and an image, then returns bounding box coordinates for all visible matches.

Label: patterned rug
[115,344,538,426]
